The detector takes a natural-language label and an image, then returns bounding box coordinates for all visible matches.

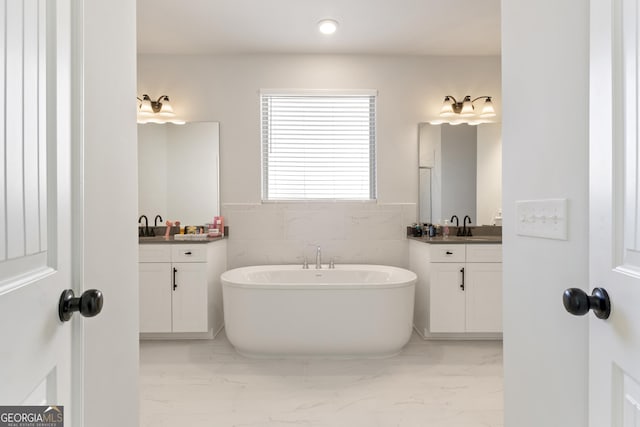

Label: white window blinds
[261,91,377,201]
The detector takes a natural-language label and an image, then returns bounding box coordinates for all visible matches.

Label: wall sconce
[430,95,496,126]
[137,94,185,125]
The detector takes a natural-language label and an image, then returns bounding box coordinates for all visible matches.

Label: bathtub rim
[221,264,417,290]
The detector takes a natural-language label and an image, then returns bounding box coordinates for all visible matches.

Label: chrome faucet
[315,246,322,269]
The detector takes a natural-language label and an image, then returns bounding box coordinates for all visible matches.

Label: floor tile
[140,331,503,427]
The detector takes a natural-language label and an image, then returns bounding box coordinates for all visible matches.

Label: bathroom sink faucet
[316,246,322,269]
[451,215,461,236]
[154,214,163,227]
[463,215,473,237]
[138,215,149,237]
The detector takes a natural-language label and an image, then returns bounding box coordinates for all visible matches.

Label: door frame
[70,0,85,424]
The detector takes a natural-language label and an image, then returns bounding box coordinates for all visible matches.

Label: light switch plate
[516,199,568,240]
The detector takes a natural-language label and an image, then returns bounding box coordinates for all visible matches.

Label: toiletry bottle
[429,224,436,237]
[443,220,450,239]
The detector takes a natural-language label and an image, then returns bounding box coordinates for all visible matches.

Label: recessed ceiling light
[318,19,338,35]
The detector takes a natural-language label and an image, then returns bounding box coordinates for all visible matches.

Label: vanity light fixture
[318,19,338,35]
[137,94,185,125]
[432,95,496,125]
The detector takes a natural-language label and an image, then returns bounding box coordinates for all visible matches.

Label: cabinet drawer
[171,245,207,262]
[139,244,171,263]
[430,244,465,262]
[466,244,502,263]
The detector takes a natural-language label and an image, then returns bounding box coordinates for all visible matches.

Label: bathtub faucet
[316,246,322,269]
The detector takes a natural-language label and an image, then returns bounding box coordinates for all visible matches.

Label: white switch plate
[516,199,568,240]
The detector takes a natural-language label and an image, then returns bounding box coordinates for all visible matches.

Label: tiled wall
[223,202,417,269]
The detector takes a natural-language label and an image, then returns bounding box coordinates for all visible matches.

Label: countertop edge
[138,236,227,245]
[407,236,502,245]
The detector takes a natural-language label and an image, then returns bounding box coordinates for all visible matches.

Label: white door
[0,0,93,421]
[588,0,640,424]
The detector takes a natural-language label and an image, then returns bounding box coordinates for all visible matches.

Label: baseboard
[140,329,214,340]
[413,325,502,341]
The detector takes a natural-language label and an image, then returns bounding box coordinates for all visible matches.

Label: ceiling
[137,0,501,56]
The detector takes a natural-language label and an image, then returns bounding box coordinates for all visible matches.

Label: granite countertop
[407,235,502,244]
[138,235,226,244]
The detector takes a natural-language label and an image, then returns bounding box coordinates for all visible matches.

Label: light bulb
[158,97,175,116]
[138,95,153,116]
[318,19,338,35]
[439,97,455,117]
[460,96,475,117]
[480,97,496,118]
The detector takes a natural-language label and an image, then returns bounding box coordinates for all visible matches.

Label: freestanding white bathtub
[221,264,416,358]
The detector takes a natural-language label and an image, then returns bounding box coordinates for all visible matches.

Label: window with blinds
[261,91,377,201]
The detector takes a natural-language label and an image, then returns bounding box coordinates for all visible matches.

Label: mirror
[418,122,502,226]
[138,122,220,225]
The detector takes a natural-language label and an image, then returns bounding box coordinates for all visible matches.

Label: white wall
[477,123,502,225]
[138,54,501,267]
[502,1,589,426]
[83,0,139,426]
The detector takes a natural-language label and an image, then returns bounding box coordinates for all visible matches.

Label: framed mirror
[138,122,220,225]
[418,122,502,226]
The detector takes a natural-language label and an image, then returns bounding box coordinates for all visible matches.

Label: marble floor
[139,330,503,427]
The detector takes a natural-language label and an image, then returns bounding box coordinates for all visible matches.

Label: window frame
[260,89,378,202]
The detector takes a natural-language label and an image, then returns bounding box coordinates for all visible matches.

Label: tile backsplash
[223,202,417,269]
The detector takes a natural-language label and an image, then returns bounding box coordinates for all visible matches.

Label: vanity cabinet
[409,240,502,337]
[138,239,227,337]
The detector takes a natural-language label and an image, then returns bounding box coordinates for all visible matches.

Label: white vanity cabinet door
[465,262,503,332]
[429,262,466,333]
[139,262,172,333]
[172,262,209,333]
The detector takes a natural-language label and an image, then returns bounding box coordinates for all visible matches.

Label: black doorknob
[562,287,611,319]
[58,289,104,322]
